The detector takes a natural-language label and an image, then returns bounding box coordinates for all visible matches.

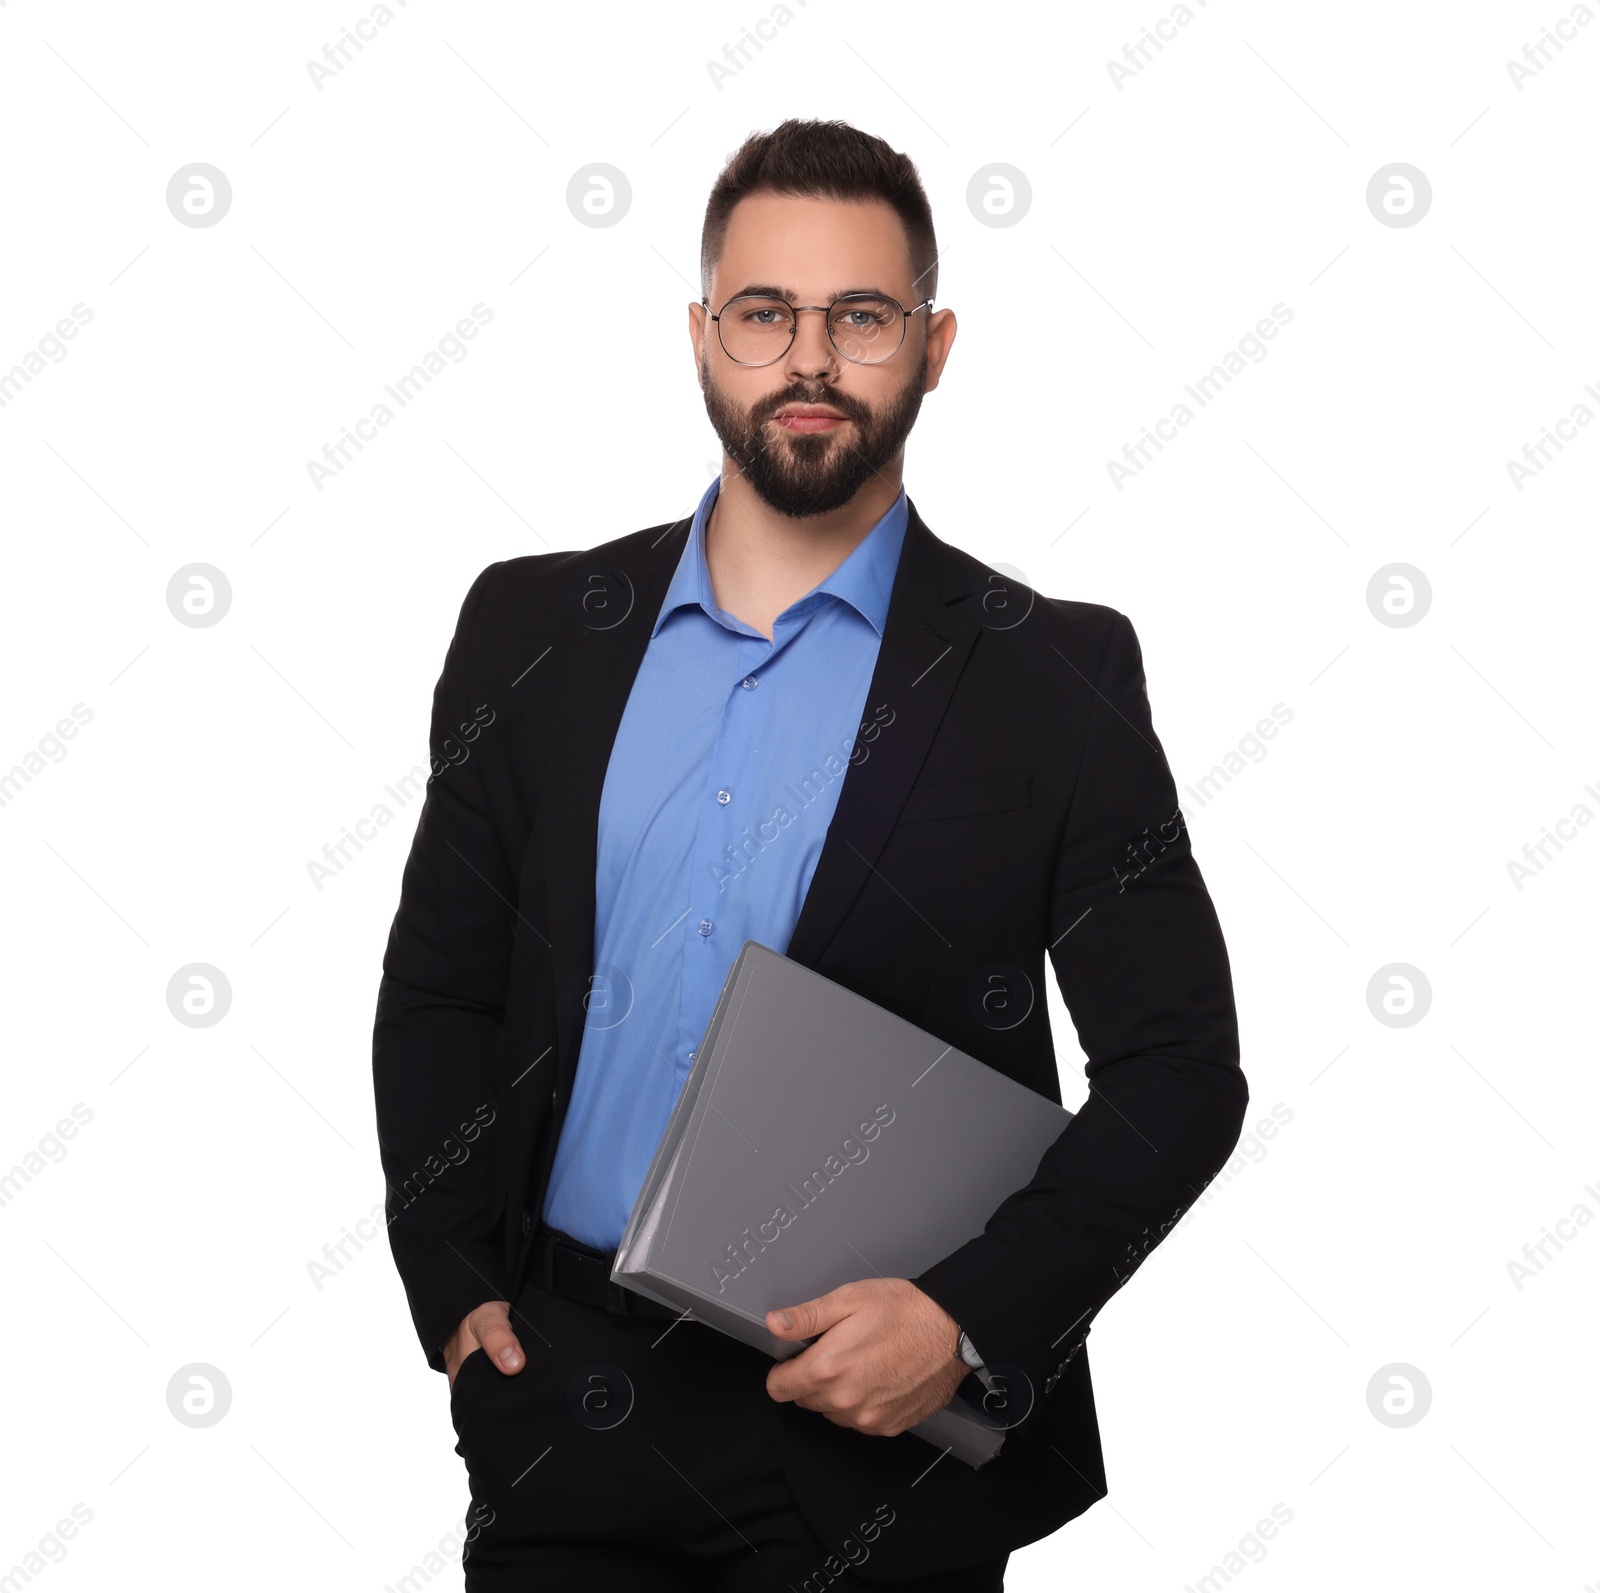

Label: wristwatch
[954,1326,999,1394]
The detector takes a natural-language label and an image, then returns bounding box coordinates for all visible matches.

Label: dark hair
[700,118,938,303]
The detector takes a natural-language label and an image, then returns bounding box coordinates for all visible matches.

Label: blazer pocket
[896,771,1033,825]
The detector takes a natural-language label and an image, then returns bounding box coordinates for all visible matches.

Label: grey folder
[612,940,1074,1467]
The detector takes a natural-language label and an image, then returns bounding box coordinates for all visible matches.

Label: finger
[444,1314,481,1385]
[765,1355,811,1405]
[767,1358,866,1427]
[765,1286,854,1342]
[472,1301,524,1374]
[765,1334,849,1408]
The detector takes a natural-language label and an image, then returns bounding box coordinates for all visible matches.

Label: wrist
[953,1324,1002,1396]
[953,1325,984,1371]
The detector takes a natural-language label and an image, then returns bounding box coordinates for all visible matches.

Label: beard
[700,346,928,519]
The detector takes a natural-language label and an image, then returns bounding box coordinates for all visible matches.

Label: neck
[703,460,903,640]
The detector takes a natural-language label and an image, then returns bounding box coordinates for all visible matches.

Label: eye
[831,298,896,331]
[731,299,791,327]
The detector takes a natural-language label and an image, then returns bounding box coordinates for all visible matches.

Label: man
[372,118,1246,1591]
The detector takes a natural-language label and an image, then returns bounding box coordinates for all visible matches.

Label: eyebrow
[722,284,901,305]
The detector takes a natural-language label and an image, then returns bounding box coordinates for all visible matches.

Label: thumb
[766,1289,850,1342]
[474,1300,525,1374]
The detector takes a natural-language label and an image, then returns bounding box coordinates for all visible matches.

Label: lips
[773,402,848,433]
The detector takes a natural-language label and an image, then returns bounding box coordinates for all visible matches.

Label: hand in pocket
[445,1299,524,1388]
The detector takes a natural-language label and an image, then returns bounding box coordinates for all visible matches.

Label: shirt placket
[676,623,773,1078]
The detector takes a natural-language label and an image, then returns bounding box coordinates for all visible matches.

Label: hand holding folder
[761,1273,975,1442]
[612,941,1074,1466]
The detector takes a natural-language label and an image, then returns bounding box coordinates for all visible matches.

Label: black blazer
[372,500,1247,1579]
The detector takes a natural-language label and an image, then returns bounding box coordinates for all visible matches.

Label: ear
[922,307,958,395]
[688,300,708,384]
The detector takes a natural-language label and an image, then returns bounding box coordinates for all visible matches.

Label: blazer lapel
[784,500,980,969]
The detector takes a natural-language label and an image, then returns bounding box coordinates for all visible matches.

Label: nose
[785,306,839,384]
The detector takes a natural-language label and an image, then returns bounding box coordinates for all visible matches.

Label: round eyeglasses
[704,292,933,367]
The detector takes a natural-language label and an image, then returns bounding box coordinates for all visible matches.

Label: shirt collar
[651,475,909,640]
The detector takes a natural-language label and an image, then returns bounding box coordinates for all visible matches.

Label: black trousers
[449,1267,1008,1590]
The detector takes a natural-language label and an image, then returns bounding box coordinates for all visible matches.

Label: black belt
[530,1222,683,1319]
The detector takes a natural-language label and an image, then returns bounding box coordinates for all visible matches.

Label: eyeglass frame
[701,290,935,367]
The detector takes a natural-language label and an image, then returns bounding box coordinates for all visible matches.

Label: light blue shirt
[541,475,910,1250]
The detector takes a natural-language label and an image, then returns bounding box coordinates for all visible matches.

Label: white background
[1,1,1595,1589]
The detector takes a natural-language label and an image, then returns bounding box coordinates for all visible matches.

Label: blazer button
[521,1210,532,1237]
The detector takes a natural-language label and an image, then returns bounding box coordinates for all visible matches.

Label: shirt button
[741,676,758,690]
[688,1049,698,1063]
[716,788,731,805]
[697,918,714,936]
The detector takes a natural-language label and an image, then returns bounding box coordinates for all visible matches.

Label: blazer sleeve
[372,561,515,1374]
[910,609,1248,1408]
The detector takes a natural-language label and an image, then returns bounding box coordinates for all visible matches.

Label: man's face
[690,193,955,518]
